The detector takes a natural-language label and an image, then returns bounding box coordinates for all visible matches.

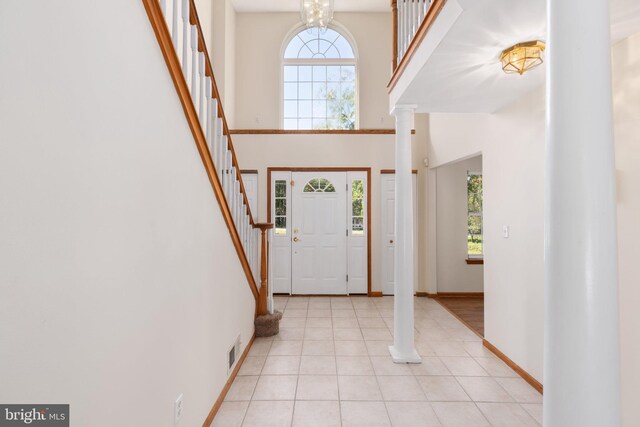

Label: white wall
[435,156,484,292]
[612,32,640,427]
[0,1,255,426]
[426,32,640,425]
[482,89,546,382]
[234,12,393,129]
[427,88,545,383]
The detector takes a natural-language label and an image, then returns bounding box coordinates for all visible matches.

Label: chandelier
[499,41,546,75]
[301,0,334,31]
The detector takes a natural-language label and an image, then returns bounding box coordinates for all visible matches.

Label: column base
[388,345,422,364]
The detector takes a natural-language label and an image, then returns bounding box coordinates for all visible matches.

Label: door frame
[267,167,372,296]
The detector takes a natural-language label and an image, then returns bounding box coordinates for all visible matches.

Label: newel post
[256,223,273,316]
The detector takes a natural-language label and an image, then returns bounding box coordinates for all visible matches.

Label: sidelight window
[275,180,287,235]
[467,172,483,258]
[351,179,364,235]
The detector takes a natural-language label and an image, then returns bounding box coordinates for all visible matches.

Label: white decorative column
[389,105,421,364]
[545,0,620,425]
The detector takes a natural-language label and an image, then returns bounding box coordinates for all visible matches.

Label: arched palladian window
[283,27,357,130]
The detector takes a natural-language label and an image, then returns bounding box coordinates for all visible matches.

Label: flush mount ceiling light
[500,40,546,75]
[301,0,334,31]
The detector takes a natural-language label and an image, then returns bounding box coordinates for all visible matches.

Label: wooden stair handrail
[142,0,259,300]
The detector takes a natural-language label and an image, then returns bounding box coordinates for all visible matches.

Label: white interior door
[291,172,347,295]
[381,173,418,295]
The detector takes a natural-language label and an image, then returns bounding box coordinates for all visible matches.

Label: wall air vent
[228,335,241,374]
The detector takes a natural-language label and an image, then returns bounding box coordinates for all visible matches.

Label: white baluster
[240,208,247,246]
[238,195,244,237]
[238,198,244,243]
[254,228,258,281]
[398,0,402,59]
[181,0,189,74]
[243,212,249,250]
[221,135,229,183]
[239,196,244,236]
[225,150,232,198]
[231,169,237,219]
[198,52,206,121]
[228,167,234,211]
[403,0,408,57]
[417,0,420,35]
[171,0,179,50]
[219,130,226,180]
[238,201,244,243]
[222,149,229,198]
[409,0,414,41]
[413,0,422,36]
[242,204,247,247]
[235,184,242,228]
[245,215,250,252]
[404,0,409,54]
[248,225,254,274]
[230,170,236,220]
[213,115,223,175]
[399,0,404,58]
[206,79,214,152]
[163,0,172,33]
[191,26,199,111]
[251,228,256,279]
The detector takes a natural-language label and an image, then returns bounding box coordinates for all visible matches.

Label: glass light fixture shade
[301,0,334,31]
[499,41,546,75]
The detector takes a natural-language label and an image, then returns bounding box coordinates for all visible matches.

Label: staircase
[143,0,273,314]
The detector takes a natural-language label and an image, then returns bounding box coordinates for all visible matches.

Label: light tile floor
[213,296,542,427]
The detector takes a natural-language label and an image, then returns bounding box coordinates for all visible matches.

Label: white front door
[291,172,348,295]
[381,173,418,295]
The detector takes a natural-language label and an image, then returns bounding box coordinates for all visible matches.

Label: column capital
[390,104,417,116]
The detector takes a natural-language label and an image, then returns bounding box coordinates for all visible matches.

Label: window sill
[466,258,484,265]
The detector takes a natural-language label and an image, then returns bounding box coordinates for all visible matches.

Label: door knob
[293,237,299,242]
[390,240,394,244]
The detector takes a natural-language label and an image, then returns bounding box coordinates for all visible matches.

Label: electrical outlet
[174,394,184,425]
[503,225,510,238]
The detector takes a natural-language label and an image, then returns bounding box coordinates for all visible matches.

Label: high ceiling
[391,0,640,113]
[230,0,389,13]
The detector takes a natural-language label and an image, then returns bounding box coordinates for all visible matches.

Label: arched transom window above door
[303,178,336,192]
[283,27,357,130]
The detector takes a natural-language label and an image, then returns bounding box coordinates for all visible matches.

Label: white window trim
[279,22,360,130]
